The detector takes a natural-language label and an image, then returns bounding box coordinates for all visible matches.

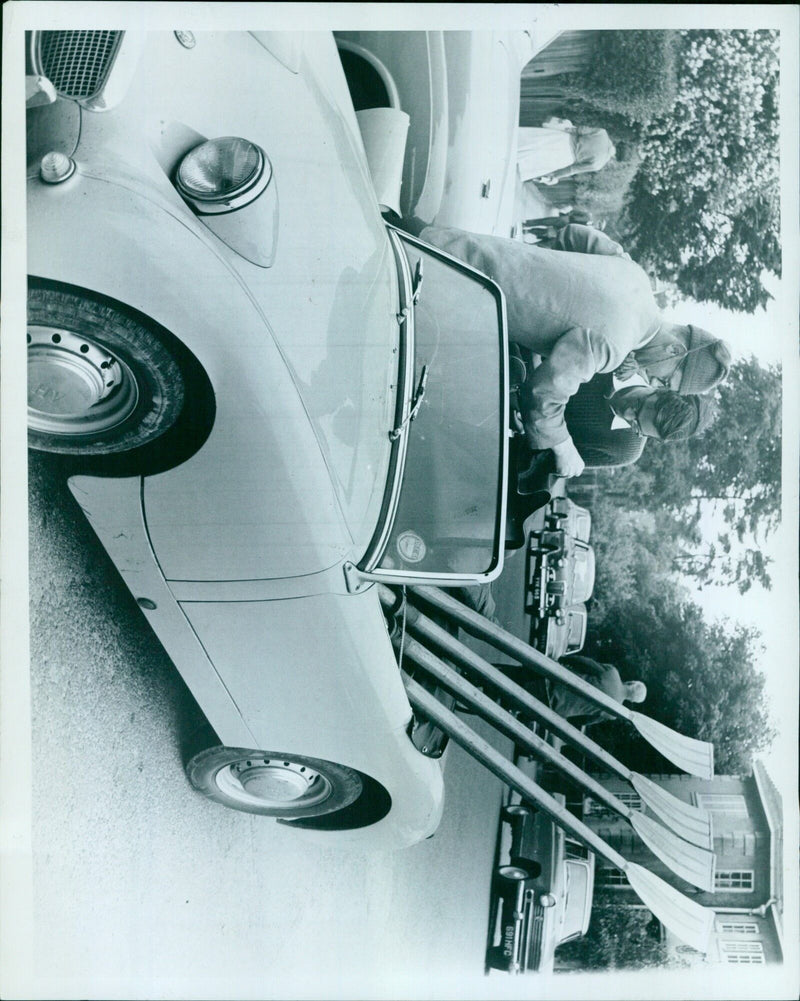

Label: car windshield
[571,544,595,603]
[560,861,590,942]
[361,229,506,578]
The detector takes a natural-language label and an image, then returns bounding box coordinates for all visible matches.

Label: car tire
[498,864,530,881]
[510,856,542,879]
[27,280,210,467]
[185,743,365,819]
[502,803,533,822]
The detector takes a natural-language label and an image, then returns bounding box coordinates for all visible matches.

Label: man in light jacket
[412,221,728,477]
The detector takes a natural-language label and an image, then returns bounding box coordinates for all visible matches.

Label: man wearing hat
[628,327,731,395]
[534,224,732,395]
[515,370,716,492]
[407,220,730,476]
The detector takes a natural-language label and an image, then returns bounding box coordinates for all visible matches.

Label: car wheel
[185,744,364,819]
[502,803,532,821]
[28,281,186,457]
[498,864,530,881]
[511,856,542,878]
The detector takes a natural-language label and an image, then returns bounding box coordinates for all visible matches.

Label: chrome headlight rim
[175,137,272,215]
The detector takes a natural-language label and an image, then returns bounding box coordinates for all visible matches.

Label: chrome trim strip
[354,224,509,586]
[359,226,415,574]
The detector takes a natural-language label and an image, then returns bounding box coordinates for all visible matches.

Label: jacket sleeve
[519,326,614,450]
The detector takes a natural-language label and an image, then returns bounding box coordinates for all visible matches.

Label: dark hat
[678,327,732,394]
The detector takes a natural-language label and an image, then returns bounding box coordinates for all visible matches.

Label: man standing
[548,655,647,726]
[411,221,728,476]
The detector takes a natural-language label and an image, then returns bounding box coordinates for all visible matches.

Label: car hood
[49,31,401,580]
[235,33,402,556]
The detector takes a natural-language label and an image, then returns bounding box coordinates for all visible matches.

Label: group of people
[400,139,733,721]
[403,216,729,480]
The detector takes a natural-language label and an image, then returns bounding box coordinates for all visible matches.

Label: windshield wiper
[389,364,429,441]
[412,257,424,303]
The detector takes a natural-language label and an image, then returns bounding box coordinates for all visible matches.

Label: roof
[751,759,784,950]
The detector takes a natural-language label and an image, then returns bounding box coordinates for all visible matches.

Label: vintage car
[25,29,511,847]
[526,496,595,660]
[487,761,595,975]
[334,30,540,236]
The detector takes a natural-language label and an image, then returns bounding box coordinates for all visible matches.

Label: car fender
[68,472,444,848]
[28,169,357,581]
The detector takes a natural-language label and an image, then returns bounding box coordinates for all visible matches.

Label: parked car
[25,29,510,847]
[526,496,595,659]
[487,760,595,975]
[334,30,539,236]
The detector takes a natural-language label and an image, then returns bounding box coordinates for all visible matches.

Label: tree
[584,494,776,775]
[559,30,680,125]
[595,357,782,592]
[557,906,680,970]
[625,30,780,311]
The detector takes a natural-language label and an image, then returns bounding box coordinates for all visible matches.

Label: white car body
[26,30,512,847]
[335,30,540,236]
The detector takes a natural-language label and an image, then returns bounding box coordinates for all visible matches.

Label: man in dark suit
[409,221,729,478]
[516,372,715,486]
[563,372,715,468]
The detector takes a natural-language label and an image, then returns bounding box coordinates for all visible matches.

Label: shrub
[572,143,643,219]
[561,30,680,123]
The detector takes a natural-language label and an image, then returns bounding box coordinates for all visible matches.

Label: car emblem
[396,531,426,564]
[174,31,196,49]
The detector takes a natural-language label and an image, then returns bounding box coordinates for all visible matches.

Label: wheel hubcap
[27,324,139,435]
[215,757,333,809]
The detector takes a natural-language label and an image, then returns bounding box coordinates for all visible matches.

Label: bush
[557,906,678,971]
[572,143,642,219]
[561,30,680,123]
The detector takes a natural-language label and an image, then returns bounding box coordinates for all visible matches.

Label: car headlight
[176,137,272,214]
[539,893,557,908]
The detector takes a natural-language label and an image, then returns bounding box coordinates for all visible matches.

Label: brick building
[582,760,784,965]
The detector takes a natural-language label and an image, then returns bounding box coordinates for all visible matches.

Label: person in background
[548,655,647,725]
[517,117,615,185]
[522,207,593,245]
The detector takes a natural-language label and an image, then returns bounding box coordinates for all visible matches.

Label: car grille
[522,892,545,970]
[36,31,122,100]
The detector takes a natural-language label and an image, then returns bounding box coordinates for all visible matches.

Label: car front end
[488,781,595,974]
[25,29,509,846]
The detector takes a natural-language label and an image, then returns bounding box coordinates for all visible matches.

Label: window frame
[714,869,754,892]
[694,793,748,816]
[348,226,509,590]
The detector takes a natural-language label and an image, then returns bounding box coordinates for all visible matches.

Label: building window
[721,941,764,965]
[695,793,748,816]
[596,866,628,887]
[718,921,759,935]
[715,870,754,891]
[585,793,643,818]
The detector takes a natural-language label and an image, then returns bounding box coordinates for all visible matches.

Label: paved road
[27,452,515,999]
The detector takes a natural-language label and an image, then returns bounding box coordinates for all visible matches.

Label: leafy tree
[557,906,680,971]
[596,357,782,592]
[584,496,776,774]
[625,29,780,311]
[561,30,680,124]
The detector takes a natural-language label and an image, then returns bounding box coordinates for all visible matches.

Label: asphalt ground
[26,451,516,1000]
